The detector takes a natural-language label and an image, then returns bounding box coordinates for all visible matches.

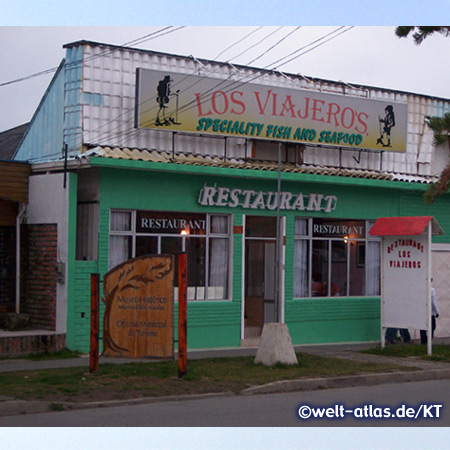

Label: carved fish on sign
[102,255,174,359]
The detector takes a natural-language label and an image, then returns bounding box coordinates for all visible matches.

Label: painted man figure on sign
[155,75,181,126]
[377,105,395,148]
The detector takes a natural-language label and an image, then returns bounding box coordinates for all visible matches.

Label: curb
[2,368,450,418]
[0,392,234,417]
[241,368,450,395]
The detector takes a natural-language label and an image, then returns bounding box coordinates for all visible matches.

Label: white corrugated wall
[78,43,450,177]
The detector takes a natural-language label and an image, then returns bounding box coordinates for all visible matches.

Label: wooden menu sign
[102,255,174,359]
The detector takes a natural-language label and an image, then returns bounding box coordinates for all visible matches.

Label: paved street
[0,379,447,427]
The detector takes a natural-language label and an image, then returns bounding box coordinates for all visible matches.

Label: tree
[423,114,450,203]
[395,26,450,45]
[396,26,450,202]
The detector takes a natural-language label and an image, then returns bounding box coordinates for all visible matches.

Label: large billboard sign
[135,68,407,152]
[103,255,174,359]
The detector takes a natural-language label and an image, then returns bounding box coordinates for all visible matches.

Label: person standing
[421,280,440,344]
[386,327,411,344]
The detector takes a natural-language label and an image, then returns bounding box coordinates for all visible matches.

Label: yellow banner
[136,68,407,152]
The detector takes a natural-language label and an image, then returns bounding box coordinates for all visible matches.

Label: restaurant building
[9,40,450,352]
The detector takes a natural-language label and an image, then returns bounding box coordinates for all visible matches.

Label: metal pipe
[90,273,100,374]
[275,143,282,323]
[178,253,188,378]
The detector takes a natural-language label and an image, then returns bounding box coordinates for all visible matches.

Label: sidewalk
[1,342,449,417]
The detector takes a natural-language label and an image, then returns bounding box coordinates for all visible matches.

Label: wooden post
[90,273,100,374]
[178,253,187,378]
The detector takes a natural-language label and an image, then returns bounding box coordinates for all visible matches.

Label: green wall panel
[66,172,79,349]
[399,191,450,243]
[65,160,450,351]
[69,261,101,352]
[286,297,380,344]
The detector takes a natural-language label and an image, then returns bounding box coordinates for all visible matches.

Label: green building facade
[65,155,450,352]
[11,40,450,354]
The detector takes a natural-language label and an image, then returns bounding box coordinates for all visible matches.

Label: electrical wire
[246,26,302,66]
[16,26,355,153]
[88,27,298,143]
[0,27,185,88]
[88,27,354,146]
[135,27,355,128]
[227,26,285,62]
[90,27,354,146]
[213,26,264,60]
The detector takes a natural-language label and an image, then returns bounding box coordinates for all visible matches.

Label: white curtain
[109,212,132,269]
[294,240,309,297]
[109,236,130,269]
[294,219,309,297]
[208,216,229,299]
[209,238,228,299]
[294,218,308,236]
[110,211,131,231]
[366,241,381,295]
[210,215,228,233]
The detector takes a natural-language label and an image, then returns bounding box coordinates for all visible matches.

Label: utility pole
[275,142,282,323]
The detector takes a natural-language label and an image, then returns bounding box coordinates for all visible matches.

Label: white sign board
[382,234,429,330]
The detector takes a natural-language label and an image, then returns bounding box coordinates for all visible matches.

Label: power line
[90,27,354,146]
[247,26,302,66]
[273,26,353,70]
[90,27,354,145]
[227,26,285,61]
[138,27,355,128]
[213,27,264,60]
[0,27,186,88]
[89,27,297,143]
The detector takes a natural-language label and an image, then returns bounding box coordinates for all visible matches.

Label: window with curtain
[294,218,380,298]
[109,210,231,301]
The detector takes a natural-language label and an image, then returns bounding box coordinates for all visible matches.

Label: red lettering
[297,97,310,119]
[341,107,356,129]
[280,95,296,118]
[356,112,369,134]
[211,91,228,115]
[254,90,273,115]
[195,93,212,116]
[326,103,340,126]
[230,91,245,115]
[311,99,326,122]
[272,93,278,116]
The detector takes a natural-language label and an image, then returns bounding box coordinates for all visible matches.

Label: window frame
[109,210,232,301]
[294,217,381,298]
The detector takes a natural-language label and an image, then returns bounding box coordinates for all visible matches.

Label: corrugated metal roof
[65,40,450,102]
[0,123,29,160]
[68,40,450,180]
[83,145,438,184]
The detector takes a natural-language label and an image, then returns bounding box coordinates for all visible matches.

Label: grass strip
[0,348,82,361]
[363,343,450,362]
[0,353,412,403]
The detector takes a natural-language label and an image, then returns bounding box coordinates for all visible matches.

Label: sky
[2,25,450,133]
[0,0,449,26]
[2,2,450,448]
[1,0,450,26]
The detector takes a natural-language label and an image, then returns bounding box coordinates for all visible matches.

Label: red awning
[369,216,444,236]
